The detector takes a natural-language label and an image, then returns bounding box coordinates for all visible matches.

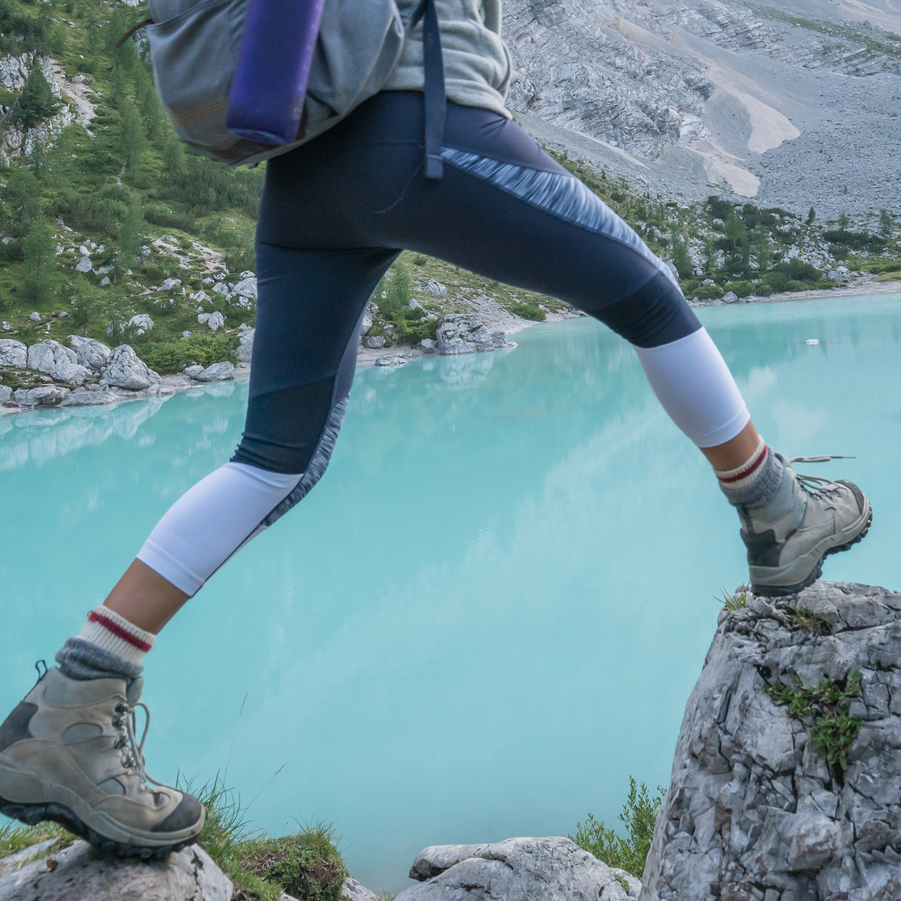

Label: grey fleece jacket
[386,0,512,118]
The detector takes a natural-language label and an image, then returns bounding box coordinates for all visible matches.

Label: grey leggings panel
[233,91,699,478]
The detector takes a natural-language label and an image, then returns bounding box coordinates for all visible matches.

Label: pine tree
[22,214,58,304]
[117,197,145,268]
[11,65,61,129]
[118,103,148,180]
[671,239,693,278]
[807,206,816,226]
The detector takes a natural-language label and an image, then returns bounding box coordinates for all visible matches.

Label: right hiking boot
[739,453,872,597]
[0,666,204,858]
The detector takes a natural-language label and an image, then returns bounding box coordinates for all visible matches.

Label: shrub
[571,778,665,877]
[725,280,755,298]
[785,280,809,293]
[511,301,545,321]
[693,285,722,300]
[144,202,196,231]
[139,332,239,373]
[756,283,774,296]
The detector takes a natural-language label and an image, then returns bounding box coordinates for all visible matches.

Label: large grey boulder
[340,877,381,901]
[642,582,901,901]
[436,315,495,355]
[237,328,255,363]
[0,385,13,406]
[26,340,91,386]
[232,275,257,301]
[61,387,119,406]
[0,339,26,369]
[13,386,70,407]
[128,313,154,335]
[0,839,231,900]
[101,345,159,391]
[68,335,112,371]
[194,361,235,382]
[396,837,640,901]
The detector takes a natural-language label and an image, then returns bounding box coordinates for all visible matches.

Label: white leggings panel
[136,462,302,596]
[633,327,750,448]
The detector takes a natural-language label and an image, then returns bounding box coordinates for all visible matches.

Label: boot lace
[111,700,164,787]
[789,455,853,499]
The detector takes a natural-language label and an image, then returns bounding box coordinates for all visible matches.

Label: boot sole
[750,507,873,598]
[0,794,198,859]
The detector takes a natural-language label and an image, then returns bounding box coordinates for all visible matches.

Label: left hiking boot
[738,453,872,597]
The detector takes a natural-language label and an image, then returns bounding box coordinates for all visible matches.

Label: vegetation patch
[570,777,664,877]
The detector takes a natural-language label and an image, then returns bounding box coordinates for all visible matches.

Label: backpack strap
[410,0,446,179]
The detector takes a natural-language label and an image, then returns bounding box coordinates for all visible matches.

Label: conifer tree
[22,214,58,304]
[11,65,60,129]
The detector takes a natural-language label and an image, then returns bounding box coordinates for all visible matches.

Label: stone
[128,313,154,335]
[232,276,257,300]
[184,364,205,379]
[198,311,225,331]
[341,877,381,901]
[0,385,12,405]
[362,302,378,335]
[68,336,112,371]
[26,340,91,386]
[491,330,513,349]
[721,290,739,303]
[160,277,182,292]
[28,312,41,322]
[436,315,495,355]
[642,582,901,901]
[75,256,92,272]
[0,839,231,900]
[2,322,10,331]
[182,330,193,339]
[375,354,407,366]
[702,278,715,286]
[61,388,119,406]
[102,345,159,391]
[365,335,386,349]
[212,281,232,297]
[419,338,437,354]
[425,279,447,297]
[193,361,235,381]
[237,328,255,363]
[396,837,640,901]
[99,276,111,286]
[0,339,27,369]
[57,311,68,319]
[13,386,70,407]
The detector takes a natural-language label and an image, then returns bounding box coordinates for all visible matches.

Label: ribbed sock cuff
[717,443,785,508]
[56,638,144,681]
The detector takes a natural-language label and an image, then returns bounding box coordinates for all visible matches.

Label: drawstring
[411,0,446,179]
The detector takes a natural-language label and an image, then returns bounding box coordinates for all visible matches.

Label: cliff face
[504,0,901,217]
[641,581,901,901]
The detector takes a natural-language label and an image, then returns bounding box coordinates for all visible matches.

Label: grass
[720,587,749,612]
[0,776,348,901]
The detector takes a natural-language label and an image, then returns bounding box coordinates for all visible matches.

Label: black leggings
[233,91,700,478]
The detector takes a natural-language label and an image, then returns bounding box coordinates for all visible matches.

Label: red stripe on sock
[719,446,768,485]
[88,611,152,653]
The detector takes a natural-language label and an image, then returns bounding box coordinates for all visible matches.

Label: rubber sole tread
[751,509,873,598]
[0,796,194,859]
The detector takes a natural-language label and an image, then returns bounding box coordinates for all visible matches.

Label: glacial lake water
[2,292,901,893]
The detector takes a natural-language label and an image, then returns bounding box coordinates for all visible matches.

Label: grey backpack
[142,0,446,172]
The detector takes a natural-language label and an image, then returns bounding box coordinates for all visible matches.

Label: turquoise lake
[2,293,900,892]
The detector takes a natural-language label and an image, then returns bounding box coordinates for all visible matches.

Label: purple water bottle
[226,0,326,145]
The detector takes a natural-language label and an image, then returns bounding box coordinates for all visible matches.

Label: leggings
[137,91,749,596]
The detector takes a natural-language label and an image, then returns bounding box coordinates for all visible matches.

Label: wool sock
[715,437,785,508]
[56,606,156,682]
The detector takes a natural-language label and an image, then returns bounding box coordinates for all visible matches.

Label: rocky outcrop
[396,837,640,900]
[236,327,254,363]
[68,336,112,371]
[0,339,27,369]
[193,361,235,382]
[26,340,91,386]
[0,839,231,900]
[642,581,901,901]
[100,345,160,391]
[436,315,496,354]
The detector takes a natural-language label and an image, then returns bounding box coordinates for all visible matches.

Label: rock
[68,336,112,371]
[491,330,513,349]
[13,386,70,407]
[102,345,159,391]
[365,335,386,349]
[57,311,68,319]
[160,277,182,292]
[191,290,210,304]
[237,328,255,363]
[0,339,27,369]
[0,839,231,900]
[425,279,447,297]
[193,361,234,381]
[362,302,378,335]
[702,278,715,286]
[436,315,495,355]
[397,837,640,901]
[2,322,10,331]
[375,354,407,366]
[212,281,232,297]
[28,312,41,322]
[198,311,225,331]
[341,877,381,901]
[99,276,111,286]
[182,330,192,339]
[419,338,437,354]
[0,385,12,406]
[232,276,257,300]
[183,364,205,379]
[128,313,154,336]
[75,256,92,273]
[642,582,901,901]
[61,388,119,406]
[721,290,739,303]
[26,340,91,386]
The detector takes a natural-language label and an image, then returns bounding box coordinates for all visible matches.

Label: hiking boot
[0,666,204,858]
[739,454,872,597]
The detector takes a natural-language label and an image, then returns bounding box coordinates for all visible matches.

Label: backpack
[140,0,446,173]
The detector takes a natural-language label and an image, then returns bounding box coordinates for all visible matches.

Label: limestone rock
[425,279,447,297]
[419,338,437,354]
[436,315,495,355]
[75,256,92,273]
[237,328,254,363]
[362,302,377,335]
[61,388,119,406]
[721,290,739,303]
[232,276,257,300]
[68,336,111,371]
[397,837,640,901]
[13,386,69,407]
[194,361,235,382]
[365,335,386,349]
[341,877,381,901]
[375,354,407,366]
[28,312,40,322]
[642,582,901,901]
[128,313,154,335]
[0,839,232,900]
[102,345,159,391]
[26,340,90,386]
[184,364,205,379]
[198,311,225,331]
[0,385,13,405]
[0,339,27,369]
